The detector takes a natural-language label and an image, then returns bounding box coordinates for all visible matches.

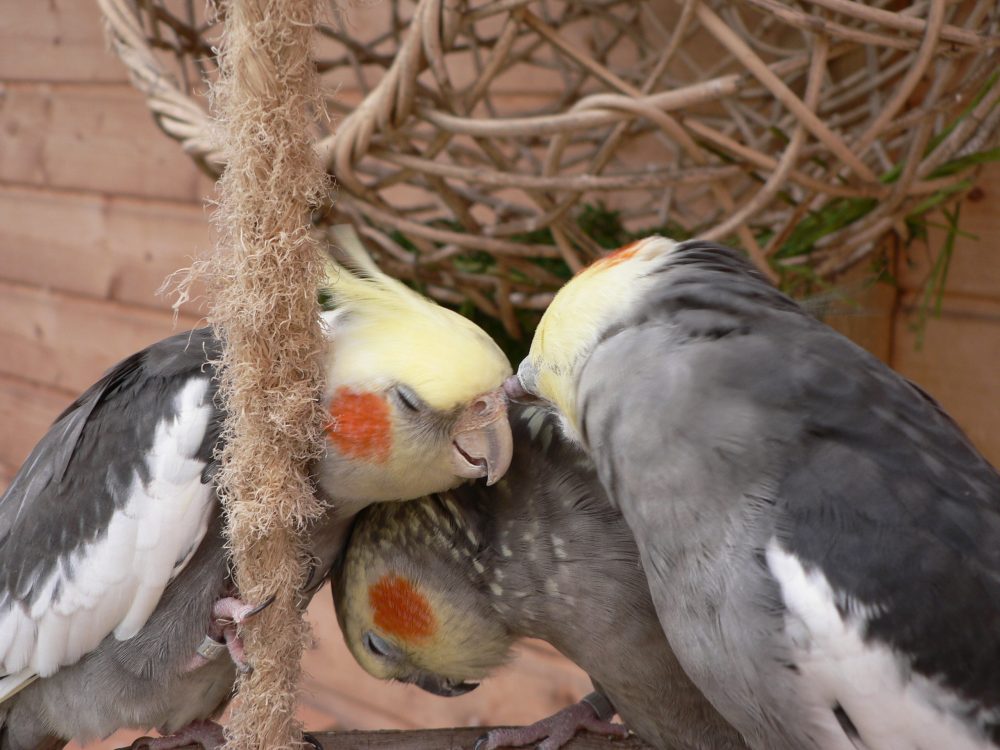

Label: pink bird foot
[128,719,225,750]
[184,594,275,673]
[475,693,629,750]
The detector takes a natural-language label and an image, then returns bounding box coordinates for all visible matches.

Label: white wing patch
[766,540,996,750]
[0,377,216,682]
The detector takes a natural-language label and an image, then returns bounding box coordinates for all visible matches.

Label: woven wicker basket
[100,0,1000,337]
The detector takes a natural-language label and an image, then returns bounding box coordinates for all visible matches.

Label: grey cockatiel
[333,404,748,750]
[504,236,1000,750]
[0,235,514,750]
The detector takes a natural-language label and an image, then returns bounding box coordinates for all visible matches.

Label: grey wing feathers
[625,241,1000,714]
[776,329,1000,714]
[0,328,224,678]
[0,350,143,544]
[0,329,222,602]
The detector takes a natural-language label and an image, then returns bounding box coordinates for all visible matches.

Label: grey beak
[451,386,513,485]
[412,672,480,697]
[502,374,544,406]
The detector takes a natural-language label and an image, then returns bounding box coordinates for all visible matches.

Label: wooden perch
[117,727,656,749]
[310,728,655,749]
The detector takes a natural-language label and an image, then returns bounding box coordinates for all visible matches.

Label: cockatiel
[505,237,1000,750]
[334,404,748,750]
[0,229,514,750]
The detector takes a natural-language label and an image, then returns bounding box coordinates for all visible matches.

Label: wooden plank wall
[1,2,998,748]
[0,1,214,484]
[893,186,1000,465]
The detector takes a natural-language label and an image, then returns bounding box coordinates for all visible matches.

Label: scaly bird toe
[475,698,628,750]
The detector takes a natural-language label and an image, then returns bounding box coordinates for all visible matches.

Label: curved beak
[412,672,480,697]
[503,374,545,406]
[451,386,513,486]
[503,374,529,401]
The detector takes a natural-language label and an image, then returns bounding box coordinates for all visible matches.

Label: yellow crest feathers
[322,225,512,411]
[523,235,677,428]
[325,224,430,313]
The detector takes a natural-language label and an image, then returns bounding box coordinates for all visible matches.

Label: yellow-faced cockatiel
[505,237,1000,750]
[0,228,513,750]
[334,404,748,750]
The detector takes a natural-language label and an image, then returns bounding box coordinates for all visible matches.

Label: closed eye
[364,630,396,659]
[394,385,423,413]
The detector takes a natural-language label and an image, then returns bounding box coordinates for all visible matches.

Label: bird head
[332,494,514,696]
[319,227,514,505]
[506,235,677,440]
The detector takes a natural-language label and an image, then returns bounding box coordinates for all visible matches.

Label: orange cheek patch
[369,574,437,643]
[326,388,392,463]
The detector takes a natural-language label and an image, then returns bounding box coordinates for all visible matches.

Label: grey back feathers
[575,240,1000,749]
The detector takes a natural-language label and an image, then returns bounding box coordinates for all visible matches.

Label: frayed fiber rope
[207,0,328,748]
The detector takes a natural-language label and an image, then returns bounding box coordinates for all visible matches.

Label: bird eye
[363,631,395,659]
[394,386,422,413]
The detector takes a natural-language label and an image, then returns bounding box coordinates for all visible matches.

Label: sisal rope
[207,0,328,747]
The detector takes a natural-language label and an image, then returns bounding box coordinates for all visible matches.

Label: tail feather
[0,671,37,706]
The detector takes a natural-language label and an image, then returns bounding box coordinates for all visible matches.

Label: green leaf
[908,204,961,349]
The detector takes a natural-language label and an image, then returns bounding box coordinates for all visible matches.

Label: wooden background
[1,1,998,747]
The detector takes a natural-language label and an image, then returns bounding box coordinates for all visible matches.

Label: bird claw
[212,592,277,627]
[302,732,323,750]
[184,593,277,673]
[474,700,628,750]
[239,592,277,620]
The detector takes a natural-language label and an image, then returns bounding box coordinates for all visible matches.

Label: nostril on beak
[472,397,489,415]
